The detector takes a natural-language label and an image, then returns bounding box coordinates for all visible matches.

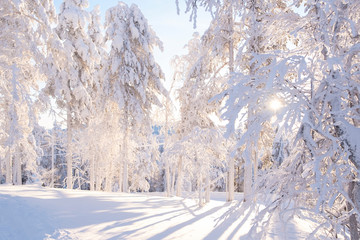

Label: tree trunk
[171,168,176,194]
[348,180,360,240]
[164,91,171,197]
[5,149,12,184]
[13,148,21,185]
[198,173,203,207]
[329,93,360,239]
[51,130,55,188]
[227,156,235,202]
[118,156,123,192]
[165,158,171,197]
[164,118,171,197]
[122,116,129,193]
[95,151,101,191]
[105,155,113,192]
[205,170,210,203]
[226,2,235,202]
[253,150,258,200]
[176,156,183,197]
[244,145,253,202]
[90,153,95,191]
[122,160,128,192]
[66,104,73,189]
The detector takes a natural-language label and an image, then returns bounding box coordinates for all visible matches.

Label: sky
[54,0,211,88]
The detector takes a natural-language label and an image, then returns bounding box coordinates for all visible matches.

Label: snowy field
[0,185,314,240]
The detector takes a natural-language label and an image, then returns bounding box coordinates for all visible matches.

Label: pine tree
[86,4,106,191]
[0,0,56,185]
[44,0,100,189]
[104,2,166,192]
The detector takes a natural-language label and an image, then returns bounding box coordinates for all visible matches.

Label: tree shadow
[203,201,248,240]
[0,188,142,239]
[144,202,228,240]
[0,185,254,240]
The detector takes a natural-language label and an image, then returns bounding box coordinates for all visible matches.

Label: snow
[0,185,316,240]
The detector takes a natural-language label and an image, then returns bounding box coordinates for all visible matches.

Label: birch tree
[173,31,228,201]
[177,0,243,201]
[218,0,360,238]
[282,1,360,238]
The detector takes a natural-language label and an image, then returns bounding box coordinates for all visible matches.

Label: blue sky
[53,0,211,87]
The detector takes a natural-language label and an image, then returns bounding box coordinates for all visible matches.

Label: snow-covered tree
[128,127,160,192]
[178,0,263,202]
[173,31,228,201]
[190,0,293,203]
[0,0,56,185]
[87,4,107,109]
[216,0,360,238]
[84,4,108,191]
[154,78,177,197]
[34,123,66,188]
[104,2,166,192]
[43,0,100,189]
[275,1,360,238]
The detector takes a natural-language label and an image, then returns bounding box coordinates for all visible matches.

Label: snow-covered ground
[0,184,314,239]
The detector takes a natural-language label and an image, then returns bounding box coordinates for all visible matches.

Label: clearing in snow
[0,185,314,239]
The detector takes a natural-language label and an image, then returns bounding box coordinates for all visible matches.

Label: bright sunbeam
[269,98,283,112]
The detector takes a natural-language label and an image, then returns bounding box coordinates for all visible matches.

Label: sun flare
[269,98,283,112]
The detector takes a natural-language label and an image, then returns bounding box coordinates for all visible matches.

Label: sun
[269,98,283,112]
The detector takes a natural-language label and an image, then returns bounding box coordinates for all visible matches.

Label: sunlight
[269,98,283,112]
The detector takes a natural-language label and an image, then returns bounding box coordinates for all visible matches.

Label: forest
[1,0,360,239]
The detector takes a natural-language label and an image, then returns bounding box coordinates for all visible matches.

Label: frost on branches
[178,0,360,238]
[174,28,229,204]
[214,0,360,238]
[104,2,166,192]
[0,0,57,185]
[1,0,360,238]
